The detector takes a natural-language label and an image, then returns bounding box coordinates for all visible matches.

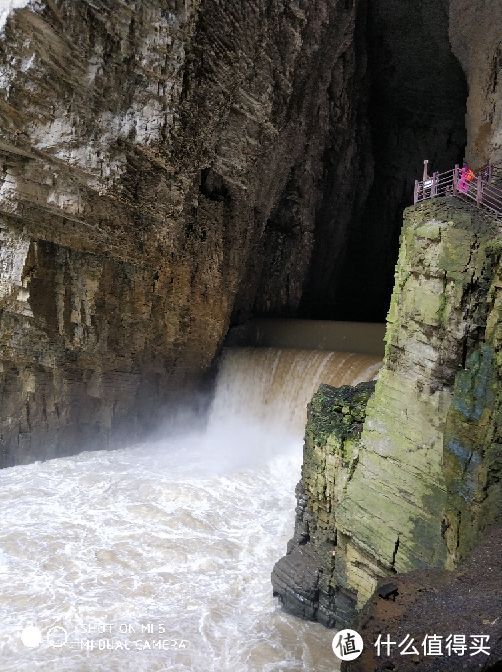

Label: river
[0,326,381,672]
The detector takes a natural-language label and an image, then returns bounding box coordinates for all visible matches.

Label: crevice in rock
[390,534,400,573]
[441,517,450,539]
[199,167,230,203]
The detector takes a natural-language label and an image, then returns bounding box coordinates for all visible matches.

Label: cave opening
[329,0,468,323]
[245,0,468,327]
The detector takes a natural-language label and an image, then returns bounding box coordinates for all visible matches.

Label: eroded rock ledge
[272,380,375,626]
[273,199,502,628]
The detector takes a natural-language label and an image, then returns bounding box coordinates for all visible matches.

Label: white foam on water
[0,348,380,671]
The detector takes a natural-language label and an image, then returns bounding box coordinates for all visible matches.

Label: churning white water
[0,347,380,672]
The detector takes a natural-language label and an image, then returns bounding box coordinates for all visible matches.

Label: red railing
[414,161,502,219]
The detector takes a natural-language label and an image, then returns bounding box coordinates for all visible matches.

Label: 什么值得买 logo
[332,629,364,661]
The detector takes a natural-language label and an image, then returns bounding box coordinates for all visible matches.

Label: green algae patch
[453,345,495,422]
[306,381,376,451]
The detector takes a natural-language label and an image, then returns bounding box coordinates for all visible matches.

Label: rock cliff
[273,199,502,627]
[0,0,369,466]
[0,0,499,473]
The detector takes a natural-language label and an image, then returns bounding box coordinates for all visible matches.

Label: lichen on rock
[271,380,375,627]
[273,199,502,628]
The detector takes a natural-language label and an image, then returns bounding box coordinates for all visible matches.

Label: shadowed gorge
[1,0,381,465]
[330,0,468,321]
[0,0,473,464]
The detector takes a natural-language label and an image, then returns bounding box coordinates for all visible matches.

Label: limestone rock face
[450,0,502,165]
[271,381,376,626]
[0,0,365,466]
[273,200,502,628]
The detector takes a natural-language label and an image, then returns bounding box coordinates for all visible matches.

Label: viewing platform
[414,160,502,219]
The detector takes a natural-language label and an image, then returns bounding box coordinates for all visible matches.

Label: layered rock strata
[0,0,366,466]
[273,199,502,627]
[0,0,500,468]
[272,380,376,626]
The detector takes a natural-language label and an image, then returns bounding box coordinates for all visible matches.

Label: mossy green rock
[306,382,375,451]
[336,200,501,619]
[304,381,376,541]
[273,199,502,628]
[272,380,375,627]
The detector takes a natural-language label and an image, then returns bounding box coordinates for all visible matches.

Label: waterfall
[0,328,381,672]
[210,347,381,435]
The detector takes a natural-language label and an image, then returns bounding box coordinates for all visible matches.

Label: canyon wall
[0,0,499,469]
[0,0,367,466]
[449,0,502,166]
[272,199,502,627]
[306,0,467,322]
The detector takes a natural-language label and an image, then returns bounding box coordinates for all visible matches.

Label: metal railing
[413,161,502,219]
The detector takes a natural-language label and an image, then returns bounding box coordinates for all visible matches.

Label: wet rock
[342,526,502,672]
[377,583,398,601]
[272,380,376,627]
[274,200,502,628]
